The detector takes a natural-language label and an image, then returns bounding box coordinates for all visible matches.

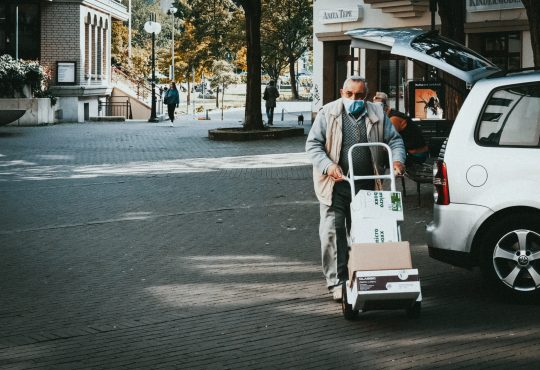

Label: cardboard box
[348,242,412,283]
[345,268,421,309]
[350,190,404,221]
[350,218,399,244]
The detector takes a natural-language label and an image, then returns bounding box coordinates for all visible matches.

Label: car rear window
[477,83,540,147]
[411,33,495,72]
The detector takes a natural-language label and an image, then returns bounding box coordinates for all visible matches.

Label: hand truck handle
[344,142,396,194]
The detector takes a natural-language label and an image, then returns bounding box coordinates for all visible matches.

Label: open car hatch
[346,28,501,85]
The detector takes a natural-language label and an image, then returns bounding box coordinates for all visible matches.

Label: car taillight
[433,160,450,205]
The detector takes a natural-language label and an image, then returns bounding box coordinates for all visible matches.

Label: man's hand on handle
[328,162,404,181]
[327,164,344,182]
[393,161,405,176]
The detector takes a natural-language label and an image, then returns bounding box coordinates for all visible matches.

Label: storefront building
[312,0,533,119]
[0,0,128,122]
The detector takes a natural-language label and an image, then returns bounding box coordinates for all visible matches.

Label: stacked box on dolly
[341,143,422,320]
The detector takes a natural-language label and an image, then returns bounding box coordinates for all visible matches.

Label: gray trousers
[319,180,373,289]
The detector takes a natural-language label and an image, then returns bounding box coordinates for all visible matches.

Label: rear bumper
[426,202,492,267]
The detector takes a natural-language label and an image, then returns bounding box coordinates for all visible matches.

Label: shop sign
[319,6,363,24]
[467,0,524,12]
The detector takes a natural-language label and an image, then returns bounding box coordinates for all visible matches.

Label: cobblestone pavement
[1,116,539,369]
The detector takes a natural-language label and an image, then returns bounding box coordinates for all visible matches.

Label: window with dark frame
[377,51,406,112]
[481,32,521,71]
[0,1,40,60]
[476,83,540,147]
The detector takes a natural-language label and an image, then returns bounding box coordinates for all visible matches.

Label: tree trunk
[522,0,540,68]
[437,0,466,121]
[187,80,191,106]
[221,83,225,120]
[437,0,465,43]
[240,0,263,130]
[289,57,299,100]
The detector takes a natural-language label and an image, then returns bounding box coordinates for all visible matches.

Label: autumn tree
[111,21,129,67]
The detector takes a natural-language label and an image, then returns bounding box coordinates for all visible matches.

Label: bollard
[281,108,285,121]
[206,109,209,120]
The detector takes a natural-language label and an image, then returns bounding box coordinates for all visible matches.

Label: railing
[112,65,164,116]
[98,100,133,119]
[112,65,153,104]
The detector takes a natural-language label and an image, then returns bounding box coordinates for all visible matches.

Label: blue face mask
[343,98,365,115]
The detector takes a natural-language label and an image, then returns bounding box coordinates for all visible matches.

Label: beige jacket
[305,99,405,206]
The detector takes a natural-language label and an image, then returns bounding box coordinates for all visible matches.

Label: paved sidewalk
[1,112,539,369]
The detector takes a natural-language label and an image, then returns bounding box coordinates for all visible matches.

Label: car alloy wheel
[492,229,540,292]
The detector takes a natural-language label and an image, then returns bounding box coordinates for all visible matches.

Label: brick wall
[41,3,82,85]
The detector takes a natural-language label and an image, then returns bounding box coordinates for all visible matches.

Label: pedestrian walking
[164,82,180,126]
[305,76,406,302]
[263,80,280,126]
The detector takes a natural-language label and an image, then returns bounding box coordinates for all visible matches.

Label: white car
[348,29,540,298]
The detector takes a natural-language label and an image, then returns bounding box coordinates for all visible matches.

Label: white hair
[342,76,368,93]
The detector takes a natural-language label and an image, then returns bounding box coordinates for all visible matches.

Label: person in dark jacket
[263,80,280,126]
[373,91,429,165]
[164,82,180,126]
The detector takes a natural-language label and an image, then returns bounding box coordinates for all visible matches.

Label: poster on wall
[408,81,444,120]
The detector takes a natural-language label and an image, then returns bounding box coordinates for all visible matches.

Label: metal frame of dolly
[341,142,421,320]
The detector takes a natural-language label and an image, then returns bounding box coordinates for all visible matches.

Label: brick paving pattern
[1,117,539,369]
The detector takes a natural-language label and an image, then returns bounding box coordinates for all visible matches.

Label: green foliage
[174,0,244,78]
[261,0,312,98]
[0,55,53,101]
[129,0,165,48]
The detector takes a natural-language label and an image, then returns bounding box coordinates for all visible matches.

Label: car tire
[479,212,540,300]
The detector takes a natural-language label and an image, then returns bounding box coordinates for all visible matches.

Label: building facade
[1,0,128,122]
[312,0,533,119]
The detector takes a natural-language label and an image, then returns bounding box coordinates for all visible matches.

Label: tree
[111,21,129,67]
[232,0,264,130]
[260,42,288,83]
[129,0,166,48]
[260,1,290,82]
[172,0,244,106]
[263,0,312,99]
[522,0,540,67]
[209,60,240,118]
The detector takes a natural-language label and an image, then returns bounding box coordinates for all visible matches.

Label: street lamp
[167,7,177,81]
[144,13,161,122]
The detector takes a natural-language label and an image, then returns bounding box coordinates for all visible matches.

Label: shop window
[0,1,40,60]
[481,32,521,71]
[378,51,405,112]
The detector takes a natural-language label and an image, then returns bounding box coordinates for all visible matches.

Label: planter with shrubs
[0,55,57,126]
